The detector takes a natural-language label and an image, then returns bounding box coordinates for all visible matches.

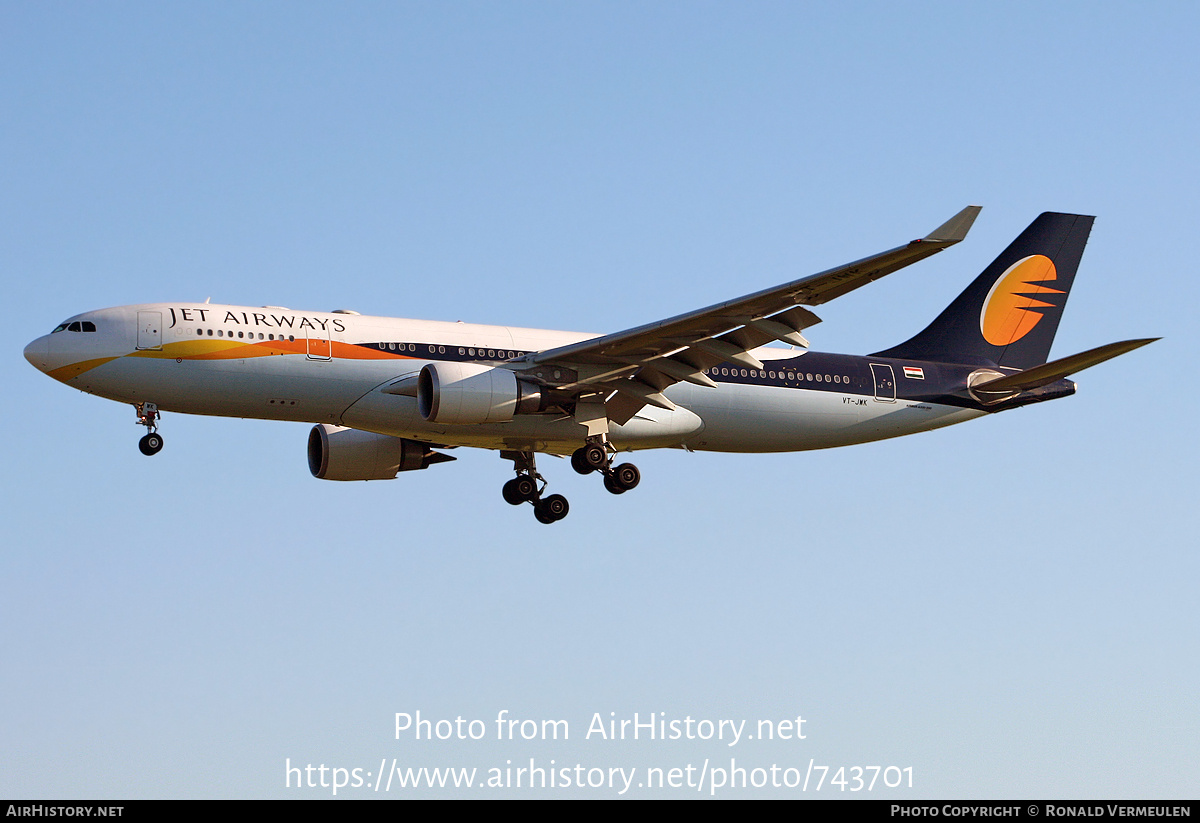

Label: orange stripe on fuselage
[48,356,119,382]
[52,338,420,381]
[128,339,420,361]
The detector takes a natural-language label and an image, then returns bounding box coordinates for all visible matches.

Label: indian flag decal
[903,366,924,379]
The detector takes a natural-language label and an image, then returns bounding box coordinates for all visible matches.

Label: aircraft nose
[24,335,48,372]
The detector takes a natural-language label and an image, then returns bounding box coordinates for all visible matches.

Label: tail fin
[873,212,1094,369]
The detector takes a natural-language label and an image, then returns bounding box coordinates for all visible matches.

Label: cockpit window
[53,320,97,333]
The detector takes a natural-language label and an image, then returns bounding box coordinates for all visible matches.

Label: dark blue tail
[873,212,1094,370]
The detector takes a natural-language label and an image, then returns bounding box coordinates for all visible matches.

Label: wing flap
[612,378,677,411]
[635,356,719,388]
[739,316,813,347]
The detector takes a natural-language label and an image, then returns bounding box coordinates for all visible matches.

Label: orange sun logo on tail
[980,254,1065,346]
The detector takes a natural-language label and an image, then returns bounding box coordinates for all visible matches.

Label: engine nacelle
[417,362,543,424]
[308,424,454,481]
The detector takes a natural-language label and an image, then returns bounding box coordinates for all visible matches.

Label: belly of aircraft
[64,352,388,425]
[70,353,983,454]
[670,383,984,452]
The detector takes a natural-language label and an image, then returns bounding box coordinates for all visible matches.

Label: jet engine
[417,362,545,424]
[308,424,454,481]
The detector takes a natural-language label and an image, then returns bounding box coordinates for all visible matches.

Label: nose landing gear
[138,432,164,456]
[135,402,164,456]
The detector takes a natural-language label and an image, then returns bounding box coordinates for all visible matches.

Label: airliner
[23,208,1155,523]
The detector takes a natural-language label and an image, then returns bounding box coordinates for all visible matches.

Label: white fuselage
[24,302,983,456]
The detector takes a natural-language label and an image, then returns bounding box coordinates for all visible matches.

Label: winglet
[923,205,982,243]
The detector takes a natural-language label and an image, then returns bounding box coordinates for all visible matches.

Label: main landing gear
[571,439,640,495]
[501,439,642,525]
[135,402,164,456]
[501,450,570,525]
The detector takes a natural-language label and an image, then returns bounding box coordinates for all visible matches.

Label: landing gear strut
[501,450,569,525]
[135,402,164,456]
[571,438,640,495]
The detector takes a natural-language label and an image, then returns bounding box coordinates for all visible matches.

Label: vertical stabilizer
[873,213,1094,369]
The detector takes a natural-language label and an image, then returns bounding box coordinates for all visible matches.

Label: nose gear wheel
[134,403,164,456]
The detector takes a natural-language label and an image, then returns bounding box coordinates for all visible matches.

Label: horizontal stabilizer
[970,338,1159,394]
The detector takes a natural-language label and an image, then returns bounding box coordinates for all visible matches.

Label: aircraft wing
[510,206,981,423]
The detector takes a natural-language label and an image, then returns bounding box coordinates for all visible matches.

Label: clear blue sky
[2,2,1195,798]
